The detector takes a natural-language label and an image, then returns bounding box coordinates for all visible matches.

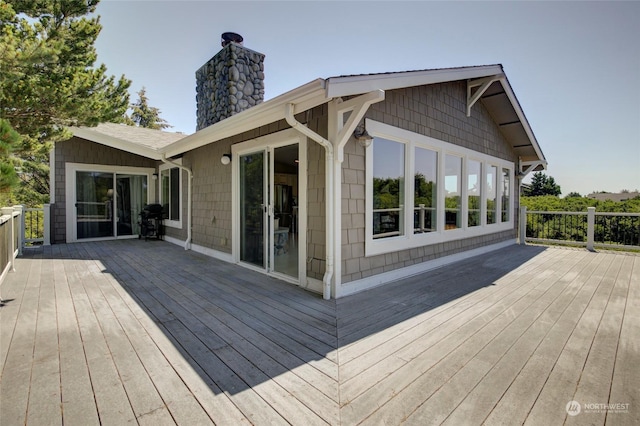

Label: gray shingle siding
[340,82,520,284]
[52,137,158,244]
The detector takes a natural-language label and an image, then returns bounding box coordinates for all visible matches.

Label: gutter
[285,103,334,300]
[161,154,193,250]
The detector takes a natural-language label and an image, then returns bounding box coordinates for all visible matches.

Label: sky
[92,0,640,196]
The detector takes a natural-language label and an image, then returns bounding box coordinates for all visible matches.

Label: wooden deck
[0,240,637,425]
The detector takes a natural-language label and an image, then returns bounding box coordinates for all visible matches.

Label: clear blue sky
[93,1,640,196]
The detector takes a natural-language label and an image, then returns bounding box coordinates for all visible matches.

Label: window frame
[371,136,407,240]
[159,159,183,229]
[365,119,514,257]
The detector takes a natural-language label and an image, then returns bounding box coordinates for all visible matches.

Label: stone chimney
[195,32,265,130]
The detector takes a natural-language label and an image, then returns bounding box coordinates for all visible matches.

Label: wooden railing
[520,206,640,251]
[1,206,22,291]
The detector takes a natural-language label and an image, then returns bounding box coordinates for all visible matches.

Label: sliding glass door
[75,171,148,240]
[239,150,267,268]
[237,143,300,280]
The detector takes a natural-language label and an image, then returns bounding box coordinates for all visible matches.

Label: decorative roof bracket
[467,74,504,117]
[331,90,385,162]
[519,160,547,179]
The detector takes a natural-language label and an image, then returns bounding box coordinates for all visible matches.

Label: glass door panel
[240,151,267,268]
[116,174,148,236]
[76,171,114,239]
[272,144,299,278]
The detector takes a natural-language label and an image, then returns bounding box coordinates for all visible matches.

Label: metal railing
[23,206,50,247]
[520,206,640,251]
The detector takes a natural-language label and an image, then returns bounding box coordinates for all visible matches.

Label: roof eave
[326,65,504,98]
[69,127,163,160]
[497,75,547,166]
[163,78,328,158]
[326,65,546,167]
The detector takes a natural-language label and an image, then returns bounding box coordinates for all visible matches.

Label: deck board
[1,240,638,425]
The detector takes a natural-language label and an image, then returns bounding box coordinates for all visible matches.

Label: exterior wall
[184,106,329,281]
[183,139,233,252]
[52,137,157,244]
[340,81,520,284]
[184,121,290,254]
[306,107,328,282]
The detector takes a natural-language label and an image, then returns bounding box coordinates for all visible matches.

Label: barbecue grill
[138,204,163,240]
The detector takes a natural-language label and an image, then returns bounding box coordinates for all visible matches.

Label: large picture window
[414,147,437,233]
[486,165,497,225]
[372,138,405,239]
[365,119,514,256]
[445,155,462,230]
[467,160,481,227]
[502,168,511,223]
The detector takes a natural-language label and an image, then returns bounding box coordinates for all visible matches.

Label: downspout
[285,103,334,300]
[160,154,193,250]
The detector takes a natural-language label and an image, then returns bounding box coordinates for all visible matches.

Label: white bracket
[467,74,504,117]
[518,160,547,179]
[331,90,385,162]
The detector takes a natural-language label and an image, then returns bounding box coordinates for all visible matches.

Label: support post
[1,207,16,272]
[586,207,596,251]
[14,206,23,255]
[43,204,51,246]
[519,205,527,245]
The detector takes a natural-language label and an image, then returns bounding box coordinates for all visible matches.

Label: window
[160,163,181,227]
[365,119,514,256]
[445,155,462,230]
[502,168,510,222]
[467,160,481,227]
[414,147,437,233]
[486,165,497,225]
[372,137,405,239]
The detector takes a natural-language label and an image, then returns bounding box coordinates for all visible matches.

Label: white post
[419,204,425,232]
[43,204,51,246]
[14,206,23,255]
[519,205,527,245]
[1,207,15,272]
[586,206,596,251]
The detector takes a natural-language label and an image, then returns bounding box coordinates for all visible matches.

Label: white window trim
[365,119,514,257]
[159,158,183,229]
[65,162,155,243]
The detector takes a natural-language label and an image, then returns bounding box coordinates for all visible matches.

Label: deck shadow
[15,240,546,399]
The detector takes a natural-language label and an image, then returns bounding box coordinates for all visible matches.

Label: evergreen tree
[0,119,21,203]
[128,87,171,130]
[523,172,562,197]
[0,0,131,206]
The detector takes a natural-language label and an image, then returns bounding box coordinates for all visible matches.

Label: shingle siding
[183,140,233,252]
[340,81,520,284]
[52,137,157,244]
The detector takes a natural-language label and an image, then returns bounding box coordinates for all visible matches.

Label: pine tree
[128,87,171,130]
[524,172,562,197]
[0,0,131,206]
[0,119,21,203]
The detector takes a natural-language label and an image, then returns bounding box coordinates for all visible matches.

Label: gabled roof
[68,66,546,169]
[326,65,546,167]
[69,123,187,160]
